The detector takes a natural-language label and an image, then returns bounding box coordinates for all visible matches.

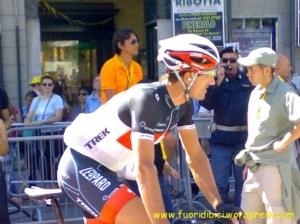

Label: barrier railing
[2,122,83,223]
[3,118,217,223]
[167,116,215,215]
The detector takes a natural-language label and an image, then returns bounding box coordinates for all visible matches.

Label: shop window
[231,18,277,55]
[41,40,97,105]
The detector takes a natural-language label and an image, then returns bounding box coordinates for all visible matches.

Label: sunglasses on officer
[222,58,237,64]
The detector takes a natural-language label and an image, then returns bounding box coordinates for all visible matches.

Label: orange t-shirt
[100,55,143,103]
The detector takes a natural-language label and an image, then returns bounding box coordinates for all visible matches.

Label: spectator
[68,86,90,121]
[8,103,21,124]
[291,73,300,95]
[275,54,300,94]
[0,88,10,127]
[236,47,300,223]
[100,28,143,103]
[86,76,101,113]
[24,75,64,181]
[199,46,253,206]
[29,75,41,96]
[24,75,64,126]
[275,54,300,168]
[0,119,10,223]
[53,74,67,98]
[20,91,38,122]
[275,54,293,81]
[0,119,8,154]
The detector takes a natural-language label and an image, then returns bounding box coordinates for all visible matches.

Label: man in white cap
[235,47,300,224]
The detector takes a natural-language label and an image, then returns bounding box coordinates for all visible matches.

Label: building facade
[0,0,298,107]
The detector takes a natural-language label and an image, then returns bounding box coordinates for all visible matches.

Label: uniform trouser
[241,165,296,224]
[0,164,10,224]
[211,143,244,206]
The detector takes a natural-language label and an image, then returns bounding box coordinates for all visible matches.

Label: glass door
[41,40,97,104]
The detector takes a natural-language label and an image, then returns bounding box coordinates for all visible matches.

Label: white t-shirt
[29,94,64,121]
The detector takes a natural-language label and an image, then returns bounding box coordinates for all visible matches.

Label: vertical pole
[227,0,232,43]
[0,26,4,87]
[16,25,22,109]
[291,0,296,72]
[14,0,22,109]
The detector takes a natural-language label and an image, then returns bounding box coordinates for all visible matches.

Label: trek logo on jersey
[79,167,111,191]
[84,128,110,149]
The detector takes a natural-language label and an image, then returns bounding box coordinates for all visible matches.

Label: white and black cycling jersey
[64,82,195,171]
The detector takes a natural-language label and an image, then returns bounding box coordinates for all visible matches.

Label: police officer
[200,46,253,206]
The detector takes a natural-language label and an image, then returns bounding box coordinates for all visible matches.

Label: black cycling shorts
[57,148,136,223]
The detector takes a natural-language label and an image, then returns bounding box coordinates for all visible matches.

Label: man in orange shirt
[100,28,143,103]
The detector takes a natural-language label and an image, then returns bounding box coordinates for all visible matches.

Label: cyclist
[57,34,243,224]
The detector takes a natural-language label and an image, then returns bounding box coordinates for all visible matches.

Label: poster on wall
[232,28,272,57]
[172,0,225,47]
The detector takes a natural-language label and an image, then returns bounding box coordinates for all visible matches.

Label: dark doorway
[39,1,118,103]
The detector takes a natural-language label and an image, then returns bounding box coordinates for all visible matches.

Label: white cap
[238,47,277,68]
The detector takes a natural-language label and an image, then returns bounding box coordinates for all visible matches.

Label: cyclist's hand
[215,203,244,224]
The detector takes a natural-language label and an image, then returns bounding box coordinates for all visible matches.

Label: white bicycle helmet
[157,34,220,72]
[157,34,220,100]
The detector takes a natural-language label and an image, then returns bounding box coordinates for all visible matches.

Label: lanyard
[117,55,134,89]
[160,141,167,161]
[42,94,53,120]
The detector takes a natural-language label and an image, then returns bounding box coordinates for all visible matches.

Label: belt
[215,124,247,132]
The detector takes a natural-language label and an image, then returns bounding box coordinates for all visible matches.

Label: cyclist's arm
[133,137,169,224]
[178,127,222,209]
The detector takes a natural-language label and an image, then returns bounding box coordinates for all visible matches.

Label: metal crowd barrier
[167,116,214,215]
[171,115,238,219]
[2,118,217,223]
[2,122,83,224]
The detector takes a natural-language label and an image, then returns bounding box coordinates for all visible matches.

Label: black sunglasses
[42,83,53,87]
[130,39,139,45]
[222,58,237,63]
